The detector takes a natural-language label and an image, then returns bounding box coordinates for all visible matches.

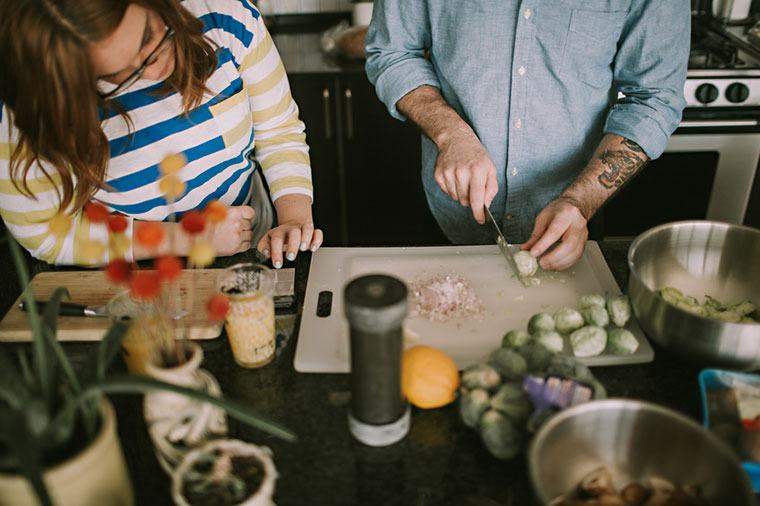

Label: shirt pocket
[564,8,628,88]
[208,88,254,154]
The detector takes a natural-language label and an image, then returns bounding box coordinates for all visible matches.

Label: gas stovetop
[686,18,760,108]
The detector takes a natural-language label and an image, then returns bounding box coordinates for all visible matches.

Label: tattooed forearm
[597,145,647,190]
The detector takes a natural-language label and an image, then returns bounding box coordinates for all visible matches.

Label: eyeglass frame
[98,26,175,100]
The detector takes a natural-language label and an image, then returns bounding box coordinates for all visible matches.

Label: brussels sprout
[490,383,533,423]
[545,354,595,383]
[479,409,523,460]
[461,364,501,390]
[581,305,610,327]
[579,293,606,310]
[714,309,742,323]
[607,328,639,355]
[460,388,490,428]
[704,294,725,311]
[730,300,756,317]
[534,330,564,354]
[489,348,528,380]
[516,342,553,374]
[528,312,556,334]
[569,326,607,358]
[660,286,684,305]
[606,296,631,328]
[513,250,538,278]
[591,380,607,400]
[554,307,585,334]
[526,409,555,434]
[501,329,531,349]
[678,299,707,317]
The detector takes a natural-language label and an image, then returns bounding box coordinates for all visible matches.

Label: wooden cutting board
[295,243,655,373]
[0,269,226,342]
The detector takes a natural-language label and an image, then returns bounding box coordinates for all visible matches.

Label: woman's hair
[0,0,217,212]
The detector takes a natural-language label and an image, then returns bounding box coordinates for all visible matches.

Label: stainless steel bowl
[628,220,760,369]
[528,399,753,505]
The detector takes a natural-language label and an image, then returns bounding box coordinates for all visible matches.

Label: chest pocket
[208,88,254,153]
[535,1,628,89]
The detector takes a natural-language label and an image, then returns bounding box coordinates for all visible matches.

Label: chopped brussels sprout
[730,300,756,317]
[534,330,564,354]
[554,307,585,334]
[516,342,554,374]
[581,305,610,327]
[501,329,531,349]
[660,287,684,305]
[661,287,759,324]
[678,299,707,317]
[479,409,523,460]
[461,364,501,390]
[569,325,607,358]
[591,379,607,400]
[579,293,606,310]
[490,383,533,423]
[513,250,538,278]
[528,312,555,334]
[460,389,491,428]
[606,328,639,355]
[489,348,528,380]
[606,296,632,328]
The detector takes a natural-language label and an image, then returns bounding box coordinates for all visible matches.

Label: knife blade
[19,300,189,320]
[484,207,531,287]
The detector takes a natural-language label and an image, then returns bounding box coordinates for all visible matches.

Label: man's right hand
[434,130,499,224]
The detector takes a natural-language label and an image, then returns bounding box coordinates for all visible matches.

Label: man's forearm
[560,134,649,220]
[396,85,475,148]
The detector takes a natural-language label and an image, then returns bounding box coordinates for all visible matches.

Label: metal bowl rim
[527,398,752,503]
[626,220,760,329]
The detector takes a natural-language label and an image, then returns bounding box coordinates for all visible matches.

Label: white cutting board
[295,243,654,373]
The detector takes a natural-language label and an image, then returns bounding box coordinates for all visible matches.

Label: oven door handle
[679,119,760,128]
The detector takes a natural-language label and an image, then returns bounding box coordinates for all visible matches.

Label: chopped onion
[409,274,484,322]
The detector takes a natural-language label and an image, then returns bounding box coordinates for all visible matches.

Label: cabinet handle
[344,88,354,140]
[322,87,332,140]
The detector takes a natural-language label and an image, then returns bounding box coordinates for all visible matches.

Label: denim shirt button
[515,118,522,129]
[511,167,518,176]
[523,8,532,19]
[517,66,526,76]
[506,214,515,220]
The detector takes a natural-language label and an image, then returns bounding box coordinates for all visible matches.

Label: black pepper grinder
[344,274,410,446]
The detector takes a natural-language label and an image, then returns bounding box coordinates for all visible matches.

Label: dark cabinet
[289,72,446,246]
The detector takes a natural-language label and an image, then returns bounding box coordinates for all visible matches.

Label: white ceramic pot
[144,342,228,472]
[172,440,277,506]
[0,400,133,506]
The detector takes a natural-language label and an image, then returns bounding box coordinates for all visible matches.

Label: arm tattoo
[597,139,648,190]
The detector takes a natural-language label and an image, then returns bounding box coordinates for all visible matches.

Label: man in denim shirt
[366,1,689,270]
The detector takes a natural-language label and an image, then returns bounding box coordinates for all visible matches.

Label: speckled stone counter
[1,241,705,505]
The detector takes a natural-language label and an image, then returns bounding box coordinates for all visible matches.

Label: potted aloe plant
[0,235,295,506]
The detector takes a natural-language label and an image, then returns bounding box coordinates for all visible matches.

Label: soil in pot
[181,448,265,505]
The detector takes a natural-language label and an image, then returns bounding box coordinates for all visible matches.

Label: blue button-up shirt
[366,0,689,244]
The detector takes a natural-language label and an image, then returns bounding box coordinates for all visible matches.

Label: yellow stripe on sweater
[268,176,313,195]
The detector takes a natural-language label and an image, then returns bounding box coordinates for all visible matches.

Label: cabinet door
[340,74,446,246]
[288,75,346,245]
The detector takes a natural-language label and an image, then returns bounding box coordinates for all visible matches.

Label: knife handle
[19,300,88,317]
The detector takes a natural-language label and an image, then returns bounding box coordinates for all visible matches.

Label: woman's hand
[257,194,323,268]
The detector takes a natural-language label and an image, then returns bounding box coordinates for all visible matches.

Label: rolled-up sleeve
[604,0,689,160]
[365,0,440,121]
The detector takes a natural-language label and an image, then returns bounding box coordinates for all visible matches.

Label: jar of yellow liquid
[217,263,276,368]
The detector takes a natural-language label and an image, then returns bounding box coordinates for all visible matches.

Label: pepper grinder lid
[344,275,407,332]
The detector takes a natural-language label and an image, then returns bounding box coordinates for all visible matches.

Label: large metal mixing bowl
[528,400,754,505]
[628,221,760,369]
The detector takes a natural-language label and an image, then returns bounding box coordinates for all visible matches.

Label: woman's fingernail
[286,252,296,261]
[274,261,283,269]
[300,242,308,251]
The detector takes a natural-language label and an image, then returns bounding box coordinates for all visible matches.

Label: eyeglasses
[99,26,175,100]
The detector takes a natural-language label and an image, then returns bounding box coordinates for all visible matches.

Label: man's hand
[396,85,498,224]
[435,131,499,224]
[209,205,255,257]
[521,197,588,271]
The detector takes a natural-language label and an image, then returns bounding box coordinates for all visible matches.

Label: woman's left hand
[256,194,323,269]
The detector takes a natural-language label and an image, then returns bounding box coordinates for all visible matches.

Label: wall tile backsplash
[256,0,353,15]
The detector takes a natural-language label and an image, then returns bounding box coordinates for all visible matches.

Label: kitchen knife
[484,206,531,288]
[19,300,108,317]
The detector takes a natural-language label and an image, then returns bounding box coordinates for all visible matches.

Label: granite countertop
[0,242,705,505]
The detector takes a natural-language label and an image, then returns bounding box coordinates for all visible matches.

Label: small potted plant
[0,234,295,506]
[172,439,277,506]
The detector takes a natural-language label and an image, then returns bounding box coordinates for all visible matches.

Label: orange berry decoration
[180,211,206,235]
[159,153,187,175]
[84,201,110,223]
[159,174,186,201]
[108,214,128,234]
[134,222,165,248]
[206,293,230,321]
[401,345,460,409]
[155,256,183,281]
[105,259,132,284]
[130,271,161,300]
[203,200,228,224]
